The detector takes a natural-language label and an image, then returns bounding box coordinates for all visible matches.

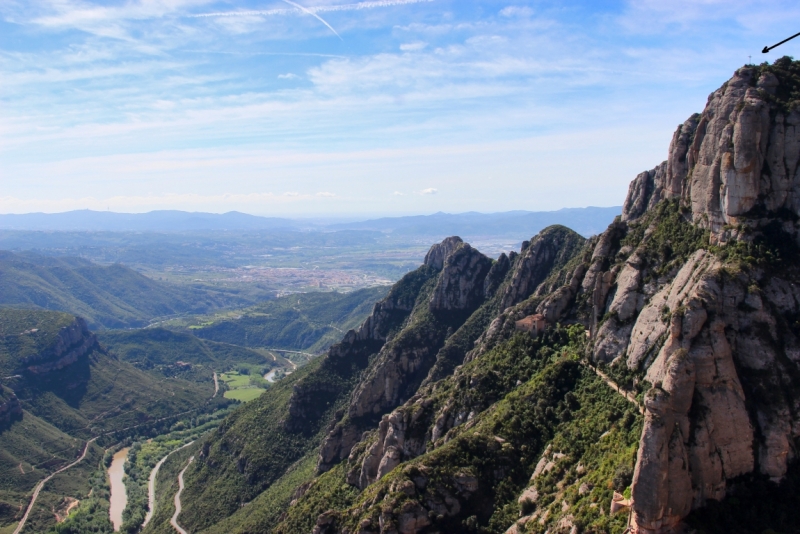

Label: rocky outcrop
[593,62,800,533]
[424,236,464,270]
[621,114,700,222]
[500,227,584,311]
[285,265,435,434]
[429,243,492,313]
[316,238,493,473]
[623,63,800,245]
[19,317,96,374]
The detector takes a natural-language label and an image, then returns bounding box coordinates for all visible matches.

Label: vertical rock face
[624,63,800,245]
[429,243,493,313]
[594,62,800,533]
[19,317,96,374]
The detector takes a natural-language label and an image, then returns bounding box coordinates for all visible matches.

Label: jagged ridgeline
[150,58,800,534]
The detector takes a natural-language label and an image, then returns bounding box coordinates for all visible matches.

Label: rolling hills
[171,286,390,355]
[0,251,254,329]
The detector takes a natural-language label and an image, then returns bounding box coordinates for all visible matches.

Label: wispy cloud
[500,6,533,18]
[191,0,435,18]
[2,0,790,216]
[399,41,427,51]
[420,188,438,195]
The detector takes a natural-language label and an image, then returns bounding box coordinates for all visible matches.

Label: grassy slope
[179,286,389,353]
[0,251,250,329]
[12,348,214,438]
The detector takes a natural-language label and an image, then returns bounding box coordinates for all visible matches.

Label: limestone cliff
[18,317,97,374]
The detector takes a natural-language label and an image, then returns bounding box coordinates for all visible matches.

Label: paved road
[13,438,97,534]
[142,441,195,528]
[171,456,194,534]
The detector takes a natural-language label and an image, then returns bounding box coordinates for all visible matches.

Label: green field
[223,389,265,402]
[219,372,251,388]
[220,371,265,403]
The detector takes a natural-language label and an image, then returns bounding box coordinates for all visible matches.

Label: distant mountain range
[328,206,621,238]
[0,206,621,238]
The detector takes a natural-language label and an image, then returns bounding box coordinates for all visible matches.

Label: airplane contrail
[191,0,434,19]
[281,0,343,40]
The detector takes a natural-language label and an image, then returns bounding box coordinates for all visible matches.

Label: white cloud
[316,191,336,197]
[284,191,300,197]
[500,6,534,18]
[392,191,404,196]
[420,188,438,195]
[278,73,299,79]
[400,41,427,51]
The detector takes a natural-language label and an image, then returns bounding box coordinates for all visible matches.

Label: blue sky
[1,0,798,216]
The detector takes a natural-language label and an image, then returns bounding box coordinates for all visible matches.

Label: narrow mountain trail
[212,372,219,397]
[13,437,98,534]
[585,363,644,414]
[142,441,195,528]
[171,456,194,534]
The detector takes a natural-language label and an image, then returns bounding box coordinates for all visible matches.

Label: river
[108,448,129,531]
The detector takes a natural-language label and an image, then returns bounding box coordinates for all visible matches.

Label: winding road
[212,372,219,398]
[12,437,98,534]
[142,441,196,528]
[171,456,194,534]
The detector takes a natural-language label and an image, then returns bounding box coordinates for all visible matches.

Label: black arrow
[763,31,800,53]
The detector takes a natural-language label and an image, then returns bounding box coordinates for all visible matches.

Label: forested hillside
[165,286,390,354]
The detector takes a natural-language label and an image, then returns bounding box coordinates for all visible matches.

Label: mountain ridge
[140,59,800,534]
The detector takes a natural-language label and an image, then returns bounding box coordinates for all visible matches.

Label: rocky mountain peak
[623,59,800,247]
[423,236,464,270]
